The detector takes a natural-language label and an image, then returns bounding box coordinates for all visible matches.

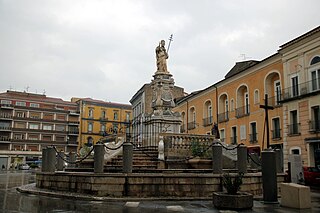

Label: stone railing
[160,133,215,159]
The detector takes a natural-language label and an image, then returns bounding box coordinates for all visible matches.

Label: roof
[279,25,320,49]
[0,90,76,106]
[224,60,260,79]
[77,97,132,109]
[129,83,150,104]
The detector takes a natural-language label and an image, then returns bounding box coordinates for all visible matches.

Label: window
[311,106,320,131]
[55,125,65,132]
[220,129,225,142]
[88,109,94,118]
[56,135,65,141]
[43,113,54,120]
[245,92,249,114]
[88,123,93,132]
[43,124,53,131]
[28,134,39,140]
[311,69,320,91]
[1,100,11,105]
[101,110,106,119]
[291,76,299,97]
[42,135,52,141]
[100,124,106,132]
[14,122,26,128]
[250,122,257,143]
[231,126,237,144]
[15,101,26,106]
[240,125,246,140]
[13,133,24,140]
[289,110,299,135]
[56,114,66,121]
[254,90,259,104]
[30,103,39,108]
[29,123,39,130]
[29,112,41,119]
[126,112,130,122]
[272,118,281,139]
[113,111,118,120]
[274,80,281,105]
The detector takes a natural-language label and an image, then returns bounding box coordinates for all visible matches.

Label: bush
[222,173,244,195]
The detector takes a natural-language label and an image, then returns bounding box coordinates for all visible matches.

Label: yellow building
[174,55,284,156]
[72,98,132,148]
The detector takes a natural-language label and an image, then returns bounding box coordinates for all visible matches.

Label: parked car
[19,164,30,170]
[303,166,320,185]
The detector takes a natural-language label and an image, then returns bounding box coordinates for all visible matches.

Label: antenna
[43,89,46,95]
[25,85,30,92]
[239,54,251,61]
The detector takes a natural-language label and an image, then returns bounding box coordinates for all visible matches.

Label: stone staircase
[105,149,159,172]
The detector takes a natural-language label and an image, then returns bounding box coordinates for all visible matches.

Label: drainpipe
[186,100,189,134]
[213,84,218,130]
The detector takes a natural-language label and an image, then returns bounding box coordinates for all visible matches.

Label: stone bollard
[56,151,65,171]
[94,143,105,173]
[261,149,278,203]
[47,147,56,172]
[237,144,247,173]
[212,143,222,174]
[41,148,48,172]
[123,142,133,173]
[68,152,77,168]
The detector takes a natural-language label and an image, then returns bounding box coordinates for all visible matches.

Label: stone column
[56,151,65,171]
[94,143,105,173]
[123,142,133,173]
[41,148,48,172]
[47,147,56,173]
[261,149,278,203]
[237,144,247,173]
[68,152,76,168]
[212,143,222,174]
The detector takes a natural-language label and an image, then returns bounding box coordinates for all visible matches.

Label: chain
[53,146,94,164]
[103,143,124,151]
[247,153,262,166]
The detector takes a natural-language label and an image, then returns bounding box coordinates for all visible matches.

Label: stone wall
[36,172,285,198]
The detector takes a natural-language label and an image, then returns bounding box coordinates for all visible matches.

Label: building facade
[73,98,132,148]
[0,91,80,169]
[279,26,320,168]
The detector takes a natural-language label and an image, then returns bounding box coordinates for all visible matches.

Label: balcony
[218,112,229,123]
[0,104,13,109]
[288,123,300,136]
[309,120,320,133]
[203,116,213,127]
[0,113,13,120]
[69,110,80,116]
[280,77,320,103]
[68,121,80,125]
[249,133,258,143]
[271,129,282,140]
[68,129,79,135]
[265,96,282,107]
[235,105,250,118]
[187,122,196,130]
[0,126,12,131]
[0,136,11,142]
[230,136,237,145]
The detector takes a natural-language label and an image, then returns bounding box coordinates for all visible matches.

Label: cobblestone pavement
[1,171,320,212]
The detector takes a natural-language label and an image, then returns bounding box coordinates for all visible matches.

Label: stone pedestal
[280,183,311,209]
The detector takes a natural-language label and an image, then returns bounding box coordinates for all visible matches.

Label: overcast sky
[0,0,319,104]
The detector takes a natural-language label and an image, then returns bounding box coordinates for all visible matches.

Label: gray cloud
[0,0,319,103]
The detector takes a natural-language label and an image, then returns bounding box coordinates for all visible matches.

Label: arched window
[310,56,320,91]
[310,56,320,65]
[254,90,259,104]
[88,109,93,118]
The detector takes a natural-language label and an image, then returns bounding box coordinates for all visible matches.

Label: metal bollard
[68,152,76,168]
[237,144,247,173]
[94,144,105,173]
[47,147,56,172]
[212,143,222,174]
[57,151,65,171]
[123,142,133,173]
[261,149,278,203]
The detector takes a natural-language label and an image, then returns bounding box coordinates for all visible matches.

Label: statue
[155,40,169,73]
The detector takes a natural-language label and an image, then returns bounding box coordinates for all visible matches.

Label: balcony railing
[0,136,11,141]
[218,112,229,123]
[187,122,196,130]
[281,77,320,102]
[203,116,213,126]
[0,113,13,119]
[0,104,13,108]
[288,123,300,135]
[180,125,186,133]
[0,126,12,131]
[265,95,282,107]
[249,133,258,143]
[271,129,281,140]
[68,130,79,135]
[236,105,250,118]
[230,136,237,145]
[309,120,320,132]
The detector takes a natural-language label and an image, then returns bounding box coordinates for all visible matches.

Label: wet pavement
[1,170,320,212]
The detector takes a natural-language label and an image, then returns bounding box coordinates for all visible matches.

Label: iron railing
[203,116,213,126]
[0,126,12,131]
[249,133,258,143]
[218,112,229,123]
[0,113,13,119]
[309,120,320,132]
[236,105,250,118]
[0,136,11,141]
[187,122,196,130]
[271,129,281,139]
[288,123,300,135]
[265,95,282,107]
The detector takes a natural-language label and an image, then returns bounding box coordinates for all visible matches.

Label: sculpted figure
[155,40,169,73]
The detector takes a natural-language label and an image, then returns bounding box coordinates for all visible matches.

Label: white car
[19,164,30,170]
